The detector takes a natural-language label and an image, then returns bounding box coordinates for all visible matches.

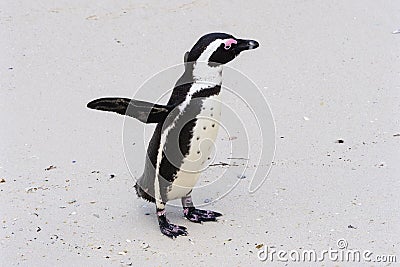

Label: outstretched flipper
[87,97,172,123]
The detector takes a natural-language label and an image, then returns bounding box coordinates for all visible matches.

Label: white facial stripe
[196,38,232,62]
[192,38,232,84]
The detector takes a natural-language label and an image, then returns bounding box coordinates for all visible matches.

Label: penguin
[87,32,259,238]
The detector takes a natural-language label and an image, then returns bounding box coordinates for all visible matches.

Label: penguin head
[187,32,259,66]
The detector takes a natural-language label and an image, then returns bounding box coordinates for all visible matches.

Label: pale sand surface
[1,1,399,266]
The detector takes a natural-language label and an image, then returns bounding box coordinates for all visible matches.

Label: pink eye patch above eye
[224,39,237,50]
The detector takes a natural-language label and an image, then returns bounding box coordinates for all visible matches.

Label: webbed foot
[183,207,223,223]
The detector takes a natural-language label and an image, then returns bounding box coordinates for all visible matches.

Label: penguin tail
[134,183,155,203]
[87,97,172,124]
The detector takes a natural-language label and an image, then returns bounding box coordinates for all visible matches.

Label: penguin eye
[223,39,237,50]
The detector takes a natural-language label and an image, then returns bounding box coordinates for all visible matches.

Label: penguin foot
[183,207,223,223]
[159,221,188,238]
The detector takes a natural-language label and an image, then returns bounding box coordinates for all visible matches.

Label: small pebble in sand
[348,224,357,229]
[377,162,386,168]
[204,198,211,203]
[392,29,400,34]
[303,116,310,121]
[0,178,5,183]
[86,15,99,20]
[45,165,56,171]
[141,243,149,249]
[26,186,47,193]
[93,214,100,218]
[126,239,131,243]
[335,139,344,144]
[237,174,246,179]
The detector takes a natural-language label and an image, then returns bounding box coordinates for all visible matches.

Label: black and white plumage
[87,32,259,238]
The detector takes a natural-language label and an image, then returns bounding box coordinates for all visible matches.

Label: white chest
[167,94,221,200]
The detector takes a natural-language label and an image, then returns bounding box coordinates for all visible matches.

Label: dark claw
[159,221,188,238]
[184,208,223,223]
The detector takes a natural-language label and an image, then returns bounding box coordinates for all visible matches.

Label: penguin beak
[235,39,259,52]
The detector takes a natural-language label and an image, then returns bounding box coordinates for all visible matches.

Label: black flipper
[87,97,172,123]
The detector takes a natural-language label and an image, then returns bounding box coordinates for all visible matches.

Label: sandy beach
[1,0,399,266]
